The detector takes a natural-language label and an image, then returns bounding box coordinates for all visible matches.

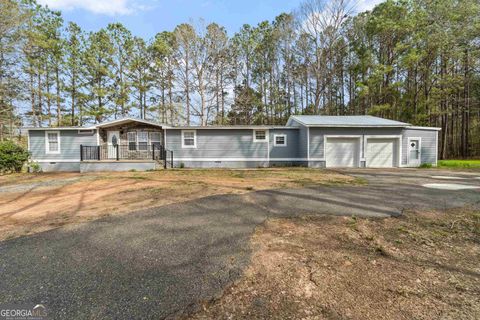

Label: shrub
[179,162,185,168]
[0,140,30,173]
[29,161,42,173]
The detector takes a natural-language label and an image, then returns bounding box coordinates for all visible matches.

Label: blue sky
[37,0,382,39]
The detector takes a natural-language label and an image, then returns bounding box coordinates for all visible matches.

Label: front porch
[80,118,173,170]
[80,144,173,169]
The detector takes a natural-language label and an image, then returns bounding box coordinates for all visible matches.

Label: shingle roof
[288,115,410,127]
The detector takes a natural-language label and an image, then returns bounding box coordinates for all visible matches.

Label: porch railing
[80,144,174,169]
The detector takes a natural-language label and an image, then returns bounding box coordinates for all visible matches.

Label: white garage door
[326,138,360,168]
[366,138,397,168]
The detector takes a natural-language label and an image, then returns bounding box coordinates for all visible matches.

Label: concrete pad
[422,183,480,190]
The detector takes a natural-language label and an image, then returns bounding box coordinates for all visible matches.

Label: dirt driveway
[0,169,479,319]
[0,169,354,241]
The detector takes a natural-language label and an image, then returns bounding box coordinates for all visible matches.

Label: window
[138,132,148,151]
[150,132,162,149]
[274,134,287,147]
[182,130,196,148]
[253,130,268,142]
[128,132,137,151]
[45,131,60,154]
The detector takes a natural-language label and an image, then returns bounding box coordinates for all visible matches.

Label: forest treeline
[0,0,479,158]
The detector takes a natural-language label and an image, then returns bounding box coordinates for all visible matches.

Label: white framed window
[150,132,162,149]
[127,132,137,151]
[253,130,268,143]
[182,130,197,148]
[274,134,287,147]
[138,131,148,151]
[45,131,60,154]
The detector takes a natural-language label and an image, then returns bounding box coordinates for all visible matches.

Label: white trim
[253,129,269,143]
[181,130,197,148]
[273,134,287,147]
[35,159,80,163]
[364,135,402,168]
[164,129,167,149]
[435,131,438,166]
[324,135,362,168]
[407,126,442,131]
[45,131,61,154]
[407,137,422,167]
[174,158,307,162]
[96,129,100,145]
[27,132,31,152]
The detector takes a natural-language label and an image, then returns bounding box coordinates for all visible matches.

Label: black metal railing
[80,144,174,169]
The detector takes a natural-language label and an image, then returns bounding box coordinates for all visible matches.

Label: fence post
[80,145,83,161]
[163,148,167,169]
[116,145,119,161]
[170,151,173,168]
[97,146,100,160]
[152,144,155,160]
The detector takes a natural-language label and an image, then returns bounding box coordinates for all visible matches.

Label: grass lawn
[438,159,480,169]
[0,168,359,241]
[191,208,480,319]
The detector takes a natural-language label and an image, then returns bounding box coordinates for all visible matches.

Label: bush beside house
[0,140,30,173]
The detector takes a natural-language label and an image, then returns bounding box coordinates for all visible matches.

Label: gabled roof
[92,117,169,129]
[287,115,410,127]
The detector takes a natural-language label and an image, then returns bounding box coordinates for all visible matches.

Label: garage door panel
[326,138,360,168]
[366,138,397,168]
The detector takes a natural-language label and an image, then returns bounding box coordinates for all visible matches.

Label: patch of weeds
[419,163,433,168]
[397,226,409,234]
[231,172,245,179]
[353,177,368,185]
[129,169,137,172]
[129,176,147,180]
[348,215,359,231]
[246,186,254,191]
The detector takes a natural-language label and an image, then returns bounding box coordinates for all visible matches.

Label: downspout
[307,127,310,167]
[267,129,270,167]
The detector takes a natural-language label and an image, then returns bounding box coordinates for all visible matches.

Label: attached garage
[325,137,360,168]
[366,137,400,168]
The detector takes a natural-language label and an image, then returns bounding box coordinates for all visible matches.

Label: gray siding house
[26,116,440,172]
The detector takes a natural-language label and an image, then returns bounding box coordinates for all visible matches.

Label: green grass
[438,160,480,169]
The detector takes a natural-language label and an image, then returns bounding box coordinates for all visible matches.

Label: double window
[182,130,197,148]
[45,131,60,154]
[127,131,162,151]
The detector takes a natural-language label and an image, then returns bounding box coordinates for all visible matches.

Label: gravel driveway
[0,169,479,319]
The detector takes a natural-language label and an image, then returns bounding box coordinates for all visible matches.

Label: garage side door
[325,138,360,168]
[366,138,397,168]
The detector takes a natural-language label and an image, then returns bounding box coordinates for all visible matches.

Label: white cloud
[354,0,385,13]
[37,0,140,16]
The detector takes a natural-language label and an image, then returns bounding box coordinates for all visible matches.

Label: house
[25,115,440,172]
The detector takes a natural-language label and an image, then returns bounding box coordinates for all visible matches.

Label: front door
[107,131,120,159]
[408,138,421,166]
